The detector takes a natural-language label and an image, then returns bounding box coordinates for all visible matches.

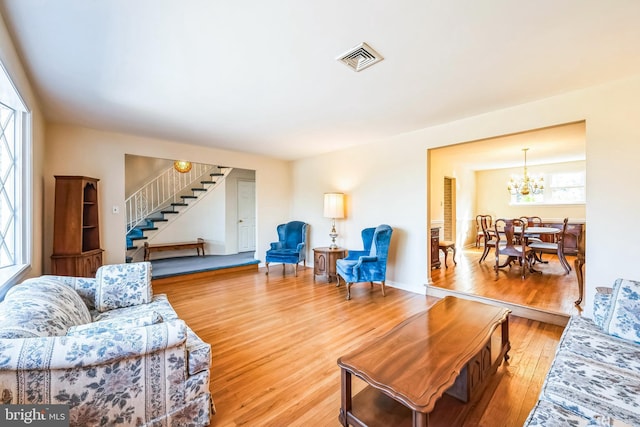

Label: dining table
[514,226,564,272]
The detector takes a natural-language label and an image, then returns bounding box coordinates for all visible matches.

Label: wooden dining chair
[528,217,571,274]
[518,216,543,243]
[475,214,494,248]
[478,215,500,263]
[494,218,533,279]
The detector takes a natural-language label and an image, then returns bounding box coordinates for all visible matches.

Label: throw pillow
[593,287,613,329]
[603,278,640,344]
[95,262,153,312]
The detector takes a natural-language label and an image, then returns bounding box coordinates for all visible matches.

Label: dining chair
[519,216,543,243]
[475,214,494,248]
[478,215,502,263]
[494,218,533,279]
[528,217,571,274]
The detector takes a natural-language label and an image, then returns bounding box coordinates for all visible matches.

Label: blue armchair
[265,221,308,276]
[336,224,393,300]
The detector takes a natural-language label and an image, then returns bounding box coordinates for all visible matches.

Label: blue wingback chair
[336,224,393,300]
[265,221,308,276]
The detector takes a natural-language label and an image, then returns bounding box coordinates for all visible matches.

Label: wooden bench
[144,238,205,261]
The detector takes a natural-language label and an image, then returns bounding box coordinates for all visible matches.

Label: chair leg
[282,264,285,275]
[294,263,298,277]
[346,283,352,300]
[380,281,386,296]
[479,245,490,263]
[265,262,269,275]
[452,246,457,265]
[336,275,341,287]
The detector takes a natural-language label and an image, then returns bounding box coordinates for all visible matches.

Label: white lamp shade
[323,193,345,219]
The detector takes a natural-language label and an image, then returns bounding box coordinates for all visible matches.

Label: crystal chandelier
[507,148,544,196]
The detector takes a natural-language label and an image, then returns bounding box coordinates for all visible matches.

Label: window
[548,172,586,204]
[0,60,31,298]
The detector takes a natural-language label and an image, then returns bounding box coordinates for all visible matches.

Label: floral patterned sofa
[0,262,213,426]
[524,278,640,427]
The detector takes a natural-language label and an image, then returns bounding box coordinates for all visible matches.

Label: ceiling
[1,1,640,161]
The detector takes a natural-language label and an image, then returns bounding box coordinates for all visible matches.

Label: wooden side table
[313,247,346,282]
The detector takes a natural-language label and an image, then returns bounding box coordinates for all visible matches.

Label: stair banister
[125,162,216,233]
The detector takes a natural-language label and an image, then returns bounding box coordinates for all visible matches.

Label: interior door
[237,180,256,252]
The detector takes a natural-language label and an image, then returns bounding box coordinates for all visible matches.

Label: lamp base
[329,232,338,250]
[329,221,338,249]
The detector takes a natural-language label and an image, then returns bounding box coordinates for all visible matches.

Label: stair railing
[125,163,216,233]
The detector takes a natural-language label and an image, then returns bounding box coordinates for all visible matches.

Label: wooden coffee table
[337,296,511,427]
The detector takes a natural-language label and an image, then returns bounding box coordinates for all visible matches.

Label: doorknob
[239,219,243,223]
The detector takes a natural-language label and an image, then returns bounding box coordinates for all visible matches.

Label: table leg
[502,315,511,362]
[574,253,585,306]
[413,410,428,427]
[339,369,352,427]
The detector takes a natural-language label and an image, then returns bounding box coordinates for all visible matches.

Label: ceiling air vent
[336,42,384,72]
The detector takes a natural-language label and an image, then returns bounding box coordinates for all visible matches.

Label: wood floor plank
[153,265,565,427]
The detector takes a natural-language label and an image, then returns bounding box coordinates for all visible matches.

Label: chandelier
[507,148,544,196]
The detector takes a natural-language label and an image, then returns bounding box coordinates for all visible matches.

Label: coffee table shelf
[338,296,511,427]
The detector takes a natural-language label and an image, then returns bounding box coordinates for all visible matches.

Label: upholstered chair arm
[354,255,378,268]
[270,242,283,250]
[296,242,305,252]
[344,250,368,260]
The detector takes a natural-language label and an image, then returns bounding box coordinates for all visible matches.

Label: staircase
[125,163,231,261]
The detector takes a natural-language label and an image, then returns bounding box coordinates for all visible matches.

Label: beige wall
[43,124,291,271]
[292,74,640,316]
[0,15,45,281]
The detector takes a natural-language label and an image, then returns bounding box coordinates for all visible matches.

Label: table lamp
[323,193,345,249]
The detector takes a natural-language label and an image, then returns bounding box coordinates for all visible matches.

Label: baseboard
[425,285,569,327]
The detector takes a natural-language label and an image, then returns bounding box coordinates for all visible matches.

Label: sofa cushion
[603,278,640,343]
[523,399,587,426]
[0,277,92,338]
[95,262,152,312]
[92,294,178,322]
[540,316,640,425]
[66,311,163,336]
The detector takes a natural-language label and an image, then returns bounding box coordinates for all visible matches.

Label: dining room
[427,121,586,322]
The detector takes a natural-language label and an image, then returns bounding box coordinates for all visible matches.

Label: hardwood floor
[431,246,582,317]
[154,266,565,427]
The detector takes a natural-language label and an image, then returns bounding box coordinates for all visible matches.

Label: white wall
[292,74,640,315]
[0,15,46,280]
[43,124,291,271]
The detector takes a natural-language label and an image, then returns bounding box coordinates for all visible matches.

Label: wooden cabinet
[51,176,103,277]
[313,247,346,282]
[430,227,441,269]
